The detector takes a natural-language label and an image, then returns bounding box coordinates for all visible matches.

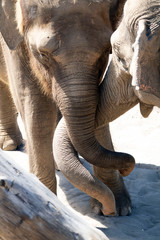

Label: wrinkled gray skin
[54,0,160,216]
[0,0,135,215]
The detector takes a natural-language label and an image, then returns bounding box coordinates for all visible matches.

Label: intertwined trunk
[54,60,135,175]
[53,60,135,215]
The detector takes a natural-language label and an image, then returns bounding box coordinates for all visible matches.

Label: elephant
[53,0,160,216]
[0,0,136,205]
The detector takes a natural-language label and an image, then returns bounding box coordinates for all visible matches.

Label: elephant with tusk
[53,0,160,216]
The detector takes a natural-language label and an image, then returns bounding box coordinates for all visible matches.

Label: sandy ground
[3,104,160,240]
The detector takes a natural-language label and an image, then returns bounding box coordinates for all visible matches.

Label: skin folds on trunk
[54,63,135,176]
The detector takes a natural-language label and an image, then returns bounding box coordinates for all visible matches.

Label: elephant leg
[23,92,57,193]
[9,75,58,193]
[0,81,22,150]
[94,125,131,216]
[1,43,57,193]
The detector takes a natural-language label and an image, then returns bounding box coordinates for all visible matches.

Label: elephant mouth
[134,84,160,109]
[139,84,158,94]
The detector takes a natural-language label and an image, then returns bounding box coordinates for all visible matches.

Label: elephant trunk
[53,117,116,216]
[54,62,135,175]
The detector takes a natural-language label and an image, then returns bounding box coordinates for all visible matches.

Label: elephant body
[94,0,160,214]
[53,0,160,216]
[0,0,130,216]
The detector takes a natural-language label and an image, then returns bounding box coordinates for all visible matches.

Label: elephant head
[105,0,160,118]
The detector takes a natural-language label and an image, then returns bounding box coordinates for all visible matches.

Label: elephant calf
[0,0,134,217]
[54,0,160,216]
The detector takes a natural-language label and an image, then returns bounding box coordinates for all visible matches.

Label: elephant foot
[90,186,131,217]
[90,197,103,215]
[0,133,23,151]
[90,191,116,217]
[114,180,132,216]
[90,198,116,216]
[93,167,132,216]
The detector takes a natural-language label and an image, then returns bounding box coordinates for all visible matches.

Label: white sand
[4,104,160,240]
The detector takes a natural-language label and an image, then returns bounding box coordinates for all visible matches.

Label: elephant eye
[32,48,50,67]
[117,55,129,71]
[117,56,125,65]
[38,51,50,65]
[39,51,48,59]
[113,42,130,72]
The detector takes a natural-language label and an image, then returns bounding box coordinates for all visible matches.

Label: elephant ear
[0,0,23,50]
[109,0,126,30]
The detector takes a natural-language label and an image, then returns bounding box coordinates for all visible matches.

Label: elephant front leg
[94,125,132,216]
[17,86,58,194]
[0,81,22,150]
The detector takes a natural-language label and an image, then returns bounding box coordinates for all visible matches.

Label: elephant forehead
[27,23,59,52]
[124,0,160,14]
[124,0,160,29]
